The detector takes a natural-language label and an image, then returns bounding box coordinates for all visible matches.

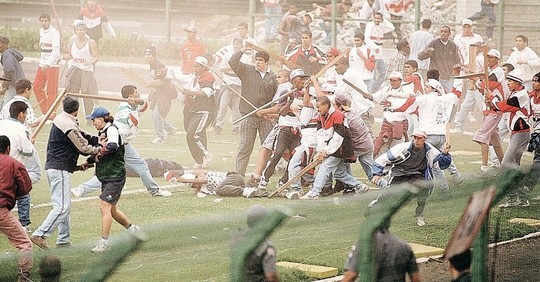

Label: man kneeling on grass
[83,107,146,253]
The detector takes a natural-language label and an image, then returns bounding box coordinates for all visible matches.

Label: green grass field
[1,98,539,281]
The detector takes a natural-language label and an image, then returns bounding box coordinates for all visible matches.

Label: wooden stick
[268,158,322,198]
[454,72,484,79]
[248,43,303,71]
[209,68,257,110]
[30,88,67,140]
[66,92,144,104]
[313,47,351,79]
[482,44,489,94]
[232,89,293,125]
[468,45,478,91]
[119,67,147,84]
[342,78,373,101]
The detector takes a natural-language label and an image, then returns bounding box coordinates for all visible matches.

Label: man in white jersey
[34,13,61,115]
[364,12,394,92]
[63,21,99,124]
[408,19,434,79]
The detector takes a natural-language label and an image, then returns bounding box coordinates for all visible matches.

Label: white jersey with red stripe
[114,101,148,143]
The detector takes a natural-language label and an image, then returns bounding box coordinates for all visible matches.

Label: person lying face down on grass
[164,169,268,198]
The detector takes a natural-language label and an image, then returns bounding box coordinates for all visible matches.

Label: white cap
[411,129,427,138]
[184,25,198,33]
[290,69,309,80]
[389,71,403,80]
[487,49,501,59]
[194,56,209,68]
[72,19,85,28]
[461,19,473,26]
[427,79,445,94]
[507,69,525,84]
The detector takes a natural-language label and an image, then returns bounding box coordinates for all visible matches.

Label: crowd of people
[1,0,539,281]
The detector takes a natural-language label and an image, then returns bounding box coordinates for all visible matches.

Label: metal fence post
[414,0,421,31]
[331,0,337,46]
[496,0,505,55]
[165,0,171,42]
[249,0,255,39]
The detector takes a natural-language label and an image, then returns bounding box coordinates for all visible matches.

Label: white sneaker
[449,128,463,134]
[200,185,216,195]
[354,183,370,194]
[202,152,213,168]
[286,189,304,200]
[127,224,149,241]
[164,128,178,139]
[151,137,164,144]
[451,173,465,185]
[152,189,172,197]
[91,238,109,253]
[300,191,319,200]
[258,180,268,190]
[71,187,83,198]
[22,225,31,233]
[242,187,258,198]
[416,216,426,227]
[468,113,477,122]
[193,163,203,169]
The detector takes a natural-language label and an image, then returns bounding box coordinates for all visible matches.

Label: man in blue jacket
[371,129,452,226]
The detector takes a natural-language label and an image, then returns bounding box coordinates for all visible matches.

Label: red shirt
[0,154,32,210]
[180,39,206,74]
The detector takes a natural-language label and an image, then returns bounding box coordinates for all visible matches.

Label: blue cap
[86,106,110,120]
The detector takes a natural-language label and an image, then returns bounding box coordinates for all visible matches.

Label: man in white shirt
[0,101,42,233]
[507,35,540,91]
[1,79,45,133]
[453,19,483,66]
[349,33,375,90]
[334,57,374,137]
[408,19,434,79]
[34,13,60,115]
[364,12,395,92]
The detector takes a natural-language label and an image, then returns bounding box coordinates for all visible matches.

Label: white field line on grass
[16,184,183,211]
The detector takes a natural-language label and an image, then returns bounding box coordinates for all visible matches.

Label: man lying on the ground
[165,169,268,198]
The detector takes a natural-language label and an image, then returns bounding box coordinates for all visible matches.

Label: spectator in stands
[78,0,115,44]
[468,0,497,40]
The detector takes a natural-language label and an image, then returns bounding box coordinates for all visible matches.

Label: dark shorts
[100,179,126,205]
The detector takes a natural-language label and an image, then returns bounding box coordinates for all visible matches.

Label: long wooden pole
[30,89,67,140]
[66,92,144,104]
[248,43,303,71]
[209,68,257,110]
[342,78,373,101]
[268,158,322,198]
[232,89,293,125]
[313,47,350,79]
